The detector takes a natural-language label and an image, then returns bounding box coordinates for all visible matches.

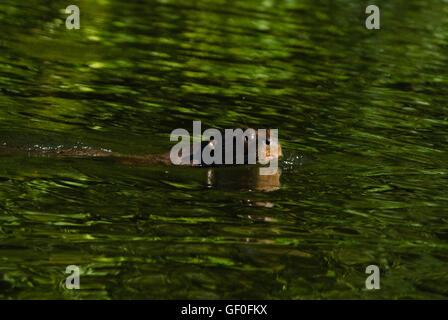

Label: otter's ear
[266,128,271,141]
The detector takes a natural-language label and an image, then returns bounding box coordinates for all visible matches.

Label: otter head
[254,128,282,164]
[204,128,282,165]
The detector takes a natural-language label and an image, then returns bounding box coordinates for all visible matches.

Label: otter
[1,129,282,191]
[1,129,282,168]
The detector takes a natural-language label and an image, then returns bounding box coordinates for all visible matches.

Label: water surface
[0,0,448,299]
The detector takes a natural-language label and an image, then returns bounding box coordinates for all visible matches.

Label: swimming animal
[1,129,282,168]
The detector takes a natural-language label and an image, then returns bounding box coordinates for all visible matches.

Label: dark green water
[1,0,448,299]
